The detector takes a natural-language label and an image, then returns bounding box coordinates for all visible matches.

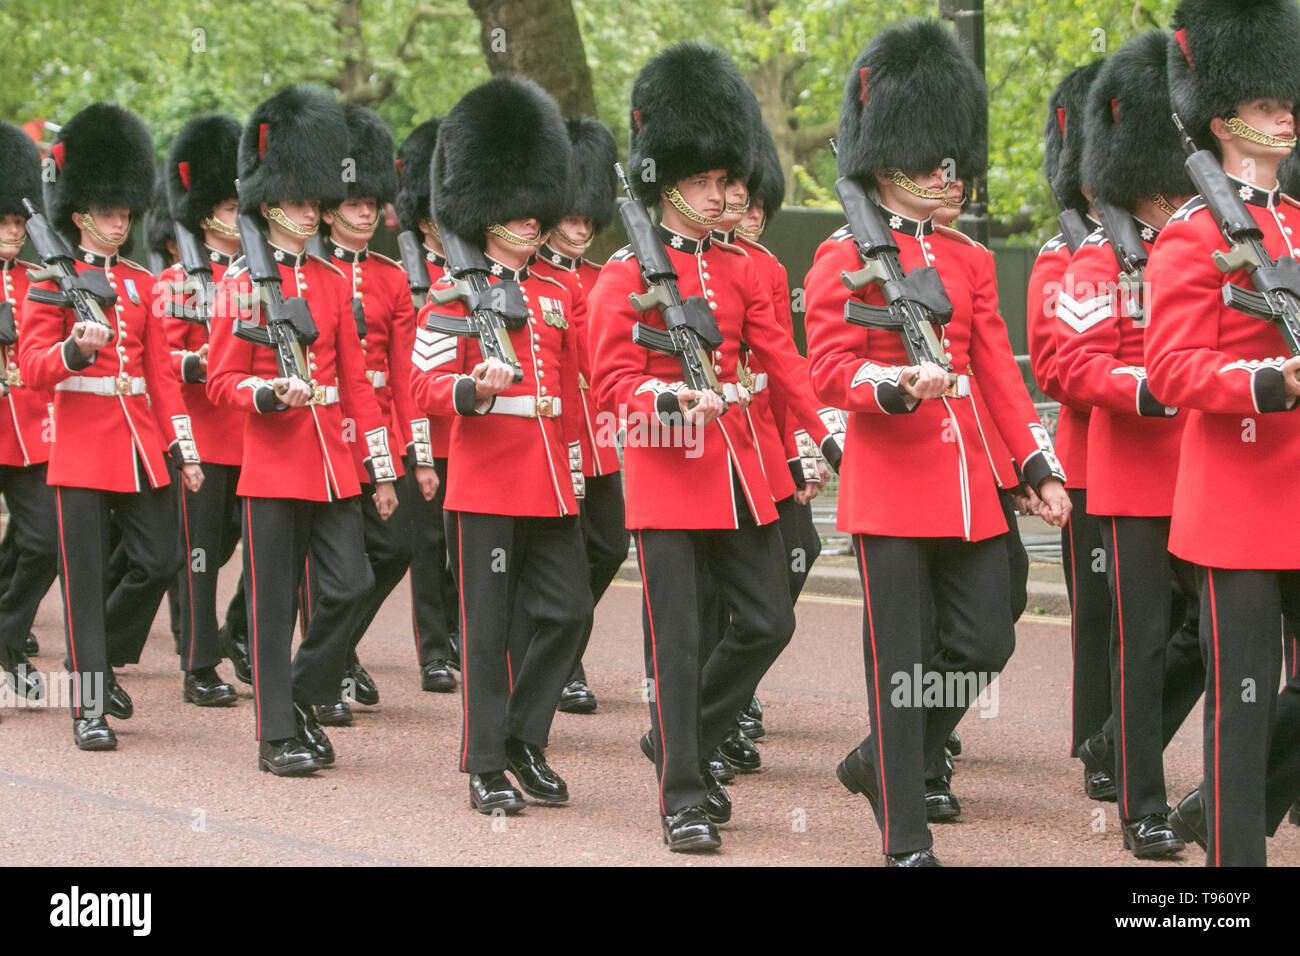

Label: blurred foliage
[3,0,1179,243]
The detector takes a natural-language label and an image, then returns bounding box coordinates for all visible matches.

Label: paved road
[2,572,1297,867]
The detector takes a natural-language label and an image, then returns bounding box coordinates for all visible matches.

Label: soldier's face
[210,198,238,231]
[1238,98,1295,140]
[335,198,378,231]
[0,214,25,256]
[738,198,765,236]
[718,178,749,228]
[278,199,320,230]
[673,171,727,220]
[75,207,131,246]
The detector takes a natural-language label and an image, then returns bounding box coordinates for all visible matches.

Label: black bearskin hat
[747,123,785,221]
[237,84,349,219]
[1083,32,1192,210]
[0,122,43,220]
[565,115,617,232]
[432,77,571,243]
[395,117,440,234]
[143,171,175,269]
[1169,0,1300,151]
[1280,150,1300,196]
[341,104,397,206]
[45,102,154,245]
[166,113,240,239]
[837,20,987,185]
[627,43,756,203]
[1044,60,1104,215]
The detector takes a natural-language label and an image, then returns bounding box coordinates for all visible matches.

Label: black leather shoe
[886,848,942,867]
[557,678,597,714]
[638,730,736,783]
[3,653,44,701]
[836,748,882,827]
[258,738,322,776]
[1168,789,1207,851]
[661,806,721,852]
[946,729,962,756]
[701,768,732,825]
[183,667,237,707]
[219,624,252,686]
[23,632,38,655]
[314,699,352,726]
[736,709,764,740]
[1122,812,1185,859]
[925,777,961,822]
[104,672,133,720]
[1077,731,1111,776]
[293,702,335,767]
[505,738,568,804]
[343,656,379,706]
[1084,767,1118,802]
[73,716,116,751]
[420,660,456,693]
[717,727,761,773]
[746,695,763,721]
[469,771,526,814]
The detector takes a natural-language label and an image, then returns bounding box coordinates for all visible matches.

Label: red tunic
[1055,225,1183,517]
[410,260,582,518]
[407,246,452,462]
[21,252,193,491]
[804,213,1063,541]
[1145,186,1300,569]
[0,258,51,467]
[207,248,392,501]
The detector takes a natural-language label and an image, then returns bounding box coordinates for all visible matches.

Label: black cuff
[820,434,843,472]
[1137,380,1175,418]
[877,382,919,416]
[253,384,285,413]
[1020,451,1063,495]
[453,376,487,416]
[655,390,684,428]
[181,353,206,385]
[62,337,94,372]
[1253,365,1296,414]
[788,459,805,487]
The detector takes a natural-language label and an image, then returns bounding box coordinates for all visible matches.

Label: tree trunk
[467,0,597,116]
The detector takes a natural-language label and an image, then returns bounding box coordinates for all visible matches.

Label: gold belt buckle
[536,396,556,418]
[312,384,327,405]
[5,366,21,387]
[115,375,133,395]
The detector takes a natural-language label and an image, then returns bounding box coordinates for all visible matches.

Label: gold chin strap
[887,169,949,202]
[487,222,545,247]
[202,214,241,239]
[735,211,766,240]
[267,206,319,237]
[328,206,377,236]
[80,211,127,248]
[1226,116,1298,149]
[0,236,24,250]
[552,224,592,251]
[421,219,441,242]
[724,200,750,216]
[664,186,723,225]
[1151,194,1179,217]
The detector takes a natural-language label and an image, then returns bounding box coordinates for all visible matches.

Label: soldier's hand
[902,362,948,401]
[793,461,830,505]
[679,387,724,427]
[1036,479,1071,528]
[472,358,514,400]
[373,481,399,520]
[1009,484,1041,516]
[74,321,111,357]
[181,463,204,493]
[196,342,209,373]
[1283,355,1300,397]
[414,465,440,501]
[273,376,312,407]
[735,384,753,409]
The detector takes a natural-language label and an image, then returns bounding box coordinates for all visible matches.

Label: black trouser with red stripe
[569,472,629,684]
[635,519,794,815]
[1196,566,1292,866]
[241,495,373,742]
[852,533,1014,856]
[176,462,243,672]
[1061,489,1113,755]
[55,478,181,717]
[454,511,590,773]
[1098,515,1199,821]
[0,464,57,667]
[410,459,459,666]
[1000,491,1029,623]
[1265,668,1300,836]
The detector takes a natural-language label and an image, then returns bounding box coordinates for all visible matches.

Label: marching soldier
[410,77,590,814]
[161,113,245,706]
[304,104,415,724]
[589,43,812,851]
[805,21,1070,865]
[207,85,398,775]
[0,123,57,706]
[396,117,460,694]
[1145,0,1300,866]
[1053,31,1199,858]
[528,114,628,716]
[20,103,201,751]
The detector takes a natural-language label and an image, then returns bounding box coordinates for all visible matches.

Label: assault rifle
[422,197,526,384]
[168,221,217,331]
[20,198,116,343]
[397,230,432,308]
[828,142,968,398]
[1058,208,1092,254]
[1174,112,1300,355]
[1093,198,1150,321]
[614,163,724,408]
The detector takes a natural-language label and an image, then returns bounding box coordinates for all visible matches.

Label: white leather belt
[721,383,743,404]
[309,384,340,406]
[365,370,387,388]
[490,395,562,418]
[57,375,146,397]
[751,372,768,393]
